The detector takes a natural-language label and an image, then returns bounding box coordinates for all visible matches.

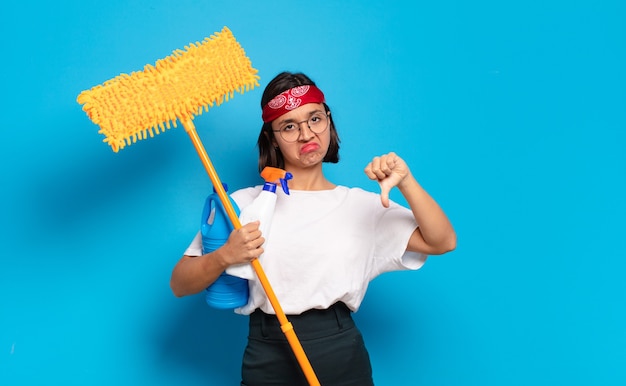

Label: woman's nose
[297,122,314,141]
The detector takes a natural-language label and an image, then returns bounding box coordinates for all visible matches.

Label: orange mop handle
[182,119,320,386]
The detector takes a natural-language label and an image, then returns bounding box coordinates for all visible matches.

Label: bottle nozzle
[261,167,293,195]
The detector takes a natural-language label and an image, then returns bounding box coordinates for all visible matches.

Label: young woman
[170,72,456,385]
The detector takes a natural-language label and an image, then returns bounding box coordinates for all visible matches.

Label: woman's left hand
[364,152,412,207]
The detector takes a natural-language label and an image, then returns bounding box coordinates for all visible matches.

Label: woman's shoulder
[232,185,262,195]
[230,185,263,208]
[291,185,373,197]
[332,185,382,205]
[342,185,377,198]
[341,185,405,209]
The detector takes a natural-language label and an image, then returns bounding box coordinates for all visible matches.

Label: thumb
[378,182,391,208]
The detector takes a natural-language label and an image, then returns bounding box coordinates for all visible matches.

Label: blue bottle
[202,184,249,309]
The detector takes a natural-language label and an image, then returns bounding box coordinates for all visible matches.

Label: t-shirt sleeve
[183,231,203,257]
[371,201,427,278]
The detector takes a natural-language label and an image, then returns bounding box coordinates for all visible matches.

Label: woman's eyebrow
[277,108,324,124]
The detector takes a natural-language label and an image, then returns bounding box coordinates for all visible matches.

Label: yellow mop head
[77,26,260,152]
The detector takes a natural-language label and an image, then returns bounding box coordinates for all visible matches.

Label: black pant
[241,303,374,386]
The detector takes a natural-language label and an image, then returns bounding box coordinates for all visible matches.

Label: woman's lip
[301,143,320,153]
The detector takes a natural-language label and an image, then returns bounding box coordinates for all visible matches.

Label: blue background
[2,1,625,385]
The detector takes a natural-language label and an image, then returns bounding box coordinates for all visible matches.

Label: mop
[77,26,319,385]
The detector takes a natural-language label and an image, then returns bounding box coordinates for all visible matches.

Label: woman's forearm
[398,175,456,254]
[170,250,228,297]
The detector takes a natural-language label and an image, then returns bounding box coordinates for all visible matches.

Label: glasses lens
[281,129,299,142]
[308,113,328,134]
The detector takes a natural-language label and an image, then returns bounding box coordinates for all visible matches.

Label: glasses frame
[272,112,330,143]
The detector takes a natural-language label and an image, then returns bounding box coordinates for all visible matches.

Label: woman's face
[271,102,330,170]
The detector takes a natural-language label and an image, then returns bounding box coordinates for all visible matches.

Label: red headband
[262,85,325,123]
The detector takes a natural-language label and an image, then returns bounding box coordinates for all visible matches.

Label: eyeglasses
[272,112,330,143]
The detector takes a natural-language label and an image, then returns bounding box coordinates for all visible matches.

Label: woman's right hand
[218,220,265,267]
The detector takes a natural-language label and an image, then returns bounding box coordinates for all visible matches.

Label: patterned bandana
[262,85,325,123]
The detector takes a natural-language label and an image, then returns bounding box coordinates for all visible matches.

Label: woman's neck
[284,165,335,191]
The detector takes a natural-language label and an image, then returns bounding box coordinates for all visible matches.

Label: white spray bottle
[226,166,293,280]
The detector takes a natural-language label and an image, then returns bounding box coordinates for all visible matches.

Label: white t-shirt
[184,185,427,315]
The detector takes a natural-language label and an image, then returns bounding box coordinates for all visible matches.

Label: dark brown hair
[257,72,340,172]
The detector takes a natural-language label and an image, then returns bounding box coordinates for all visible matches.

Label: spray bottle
[226,167,293,280]
[202,183,249,309]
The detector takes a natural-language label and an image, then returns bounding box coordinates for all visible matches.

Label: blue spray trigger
[280,172,293,195]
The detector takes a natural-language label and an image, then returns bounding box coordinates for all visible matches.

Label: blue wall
[2,1,625,385]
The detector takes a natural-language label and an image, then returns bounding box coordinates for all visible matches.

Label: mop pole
[183,119,320,386]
